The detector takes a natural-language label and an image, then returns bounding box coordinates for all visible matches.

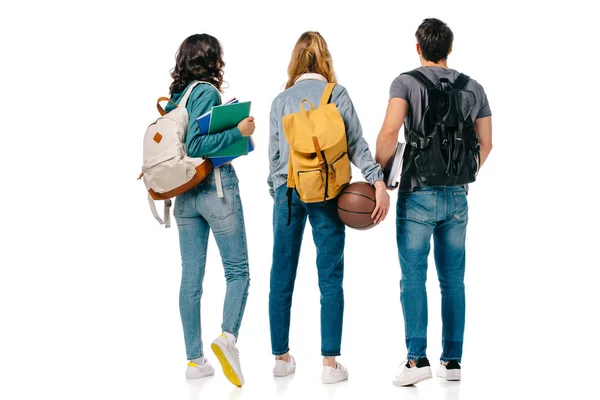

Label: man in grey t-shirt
[374,18,493,386]
[389,67,492,191]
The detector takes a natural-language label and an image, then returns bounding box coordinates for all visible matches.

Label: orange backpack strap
[319,83,336,108]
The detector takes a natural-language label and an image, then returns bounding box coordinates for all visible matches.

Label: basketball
[336,182,376,230]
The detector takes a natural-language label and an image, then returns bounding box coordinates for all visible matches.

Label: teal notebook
[207,101,251,158]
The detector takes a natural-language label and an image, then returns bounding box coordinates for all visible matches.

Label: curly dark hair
[169,34,225,96]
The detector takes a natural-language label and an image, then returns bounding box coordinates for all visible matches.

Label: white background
[1,0,599,399]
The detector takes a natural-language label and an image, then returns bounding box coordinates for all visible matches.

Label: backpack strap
[319,83,336,107]
[164,199,171,228]
[311,136,329,202]
[453,73,470,90]
[180,80,224,199]
[155,81,208,116]
[179,81,206,108]
[403,70,435,90]
[214,167,224,198]
[148,194,172,228]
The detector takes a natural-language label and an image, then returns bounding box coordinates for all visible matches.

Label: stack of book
[196,99,254,168]
[383,142,406,189]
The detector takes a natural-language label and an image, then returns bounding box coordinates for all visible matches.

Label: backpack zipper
[321,151,329,201]
[330,152,347,171]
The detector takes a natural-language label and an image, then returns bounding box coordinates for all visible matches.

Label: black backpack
[401,70,480,187]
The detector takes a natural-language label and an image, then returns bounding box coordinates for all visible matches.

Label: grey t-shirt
[389,66,492,191]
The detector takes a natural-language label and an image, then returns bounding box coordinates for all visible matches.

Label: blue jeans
[269,185,345,357]
[396,186,468,362]
[174,165,250,360]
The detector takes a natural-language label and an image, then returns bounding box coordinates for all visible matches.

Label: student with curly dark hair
[164,34,254,387]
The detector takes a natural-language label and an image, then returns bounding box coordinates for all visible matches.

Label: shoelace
[225,336,240,359]
[336,363,347,372]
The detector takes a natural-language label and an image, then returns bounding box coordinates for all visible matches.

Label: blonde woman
[267,31,390,383]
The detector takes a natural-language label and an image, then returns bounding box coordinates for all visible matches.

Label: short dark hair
[415,18,454,63]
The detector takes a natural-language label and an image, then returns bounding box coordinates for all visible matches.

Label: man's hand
[371,180,390,224]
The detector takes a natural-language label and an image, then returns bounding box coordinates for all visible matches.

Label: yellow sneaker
[185,359,215,379]
[211,334,244,387]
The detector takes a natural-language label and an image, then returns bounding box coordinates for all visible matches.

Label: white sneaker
[273,355,296,377]
[393,358,433,386]
[321,362,349,384]
[437,360,461,381]
[185,359,215,379]
[211,334,245,387]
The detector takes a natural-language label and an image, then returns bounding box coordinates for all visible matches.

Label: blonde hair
[286,31,337,89]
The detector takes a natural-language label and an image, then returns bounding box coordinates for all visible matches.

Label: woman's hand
[371,180,390,224]
[238,117,255,137]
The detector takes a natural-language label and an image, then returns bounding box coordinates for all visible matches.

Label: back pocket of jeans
[405,191,437,222]
[452,191,468,220]
[202,186,235,220]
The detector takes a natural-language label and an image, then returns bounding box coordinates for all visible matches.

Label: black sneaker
[437,360,461,381]
[393,357,433,386]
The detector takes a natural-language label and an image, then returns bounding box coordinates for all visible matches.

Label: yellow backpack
[283,83,352,203]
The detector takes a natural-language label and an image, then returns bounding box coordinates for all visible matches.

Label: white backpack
[140,81,213,227]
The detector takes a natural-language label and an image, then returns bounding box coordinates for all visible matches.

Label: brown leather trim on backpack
[312,136,326,169]
[156,97,178,116]
[148,161,213,200]
[312,136,330,201]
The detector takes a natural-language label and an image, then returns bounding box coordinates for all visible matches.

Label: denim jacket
[268,73,384,198]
